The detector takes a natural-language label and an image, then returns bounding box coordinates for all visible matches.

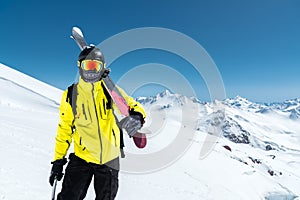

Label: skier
[49,46,146,200]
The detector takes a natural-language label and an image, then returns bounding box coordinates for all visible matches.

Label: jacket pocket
[79,136,86,151]
[76,103,92,127]
[73,132,86,151]
[99,98,112,120]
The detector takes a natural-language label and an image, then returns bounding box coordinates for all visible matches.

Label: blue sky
[0,0,299,102]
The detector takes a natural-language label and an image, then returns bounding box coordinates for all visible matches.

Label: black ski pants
[57,153,119,200]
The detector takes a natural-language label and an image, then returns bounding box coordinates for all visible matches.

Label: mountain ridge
[138,89,300,120]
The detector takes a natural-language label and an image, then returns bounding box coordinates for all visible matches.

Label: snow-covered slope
[0,63,62,106]
[0,64,62,199]
[0,63,299,200]
[133,93,300,200]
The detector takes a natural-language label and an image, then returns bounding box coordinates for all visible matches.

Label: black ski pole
[51,177,58,200]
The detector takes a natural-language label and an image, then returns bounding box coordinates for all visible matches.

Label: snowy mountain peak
[223,95,261,111]
[137,90,201,109]
[225,95,250,104]
[158,89,172,98]
[222,95,300,119]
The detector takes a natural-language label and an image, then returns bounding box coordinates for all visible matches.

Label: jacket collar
[78,77,103,91]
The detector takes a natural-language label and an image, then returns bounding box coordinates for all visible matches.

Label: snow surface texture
[0,63,299,200]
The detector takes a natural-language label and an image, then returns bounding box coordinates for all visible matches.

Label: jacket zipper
[92,84,103,164]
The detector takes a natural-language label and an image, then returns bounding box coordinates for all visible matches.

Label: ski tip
[72,26,84,37]
[133,133,147,148]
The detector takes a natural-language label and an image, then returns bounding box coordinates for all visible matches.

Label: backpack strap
[66,83,77,117]
[101,82,112,110]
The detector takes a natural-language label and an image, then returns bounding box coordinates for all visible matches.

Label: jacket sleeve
[117,86,146,119]
[53,90,74,161]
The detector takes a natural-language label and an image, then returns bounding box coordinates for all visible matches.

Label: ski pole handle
[51,177,58,200]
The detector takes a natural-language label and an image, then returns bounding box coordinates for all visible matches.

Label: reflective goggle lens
[81,60,103,71]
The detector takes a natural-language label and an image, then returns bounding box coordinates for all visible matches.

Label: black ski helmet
[78,46,105,63]
[78,46,105,83]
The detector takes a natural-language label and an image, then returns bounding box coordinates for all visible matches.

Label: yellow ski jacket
[53,78,146,164]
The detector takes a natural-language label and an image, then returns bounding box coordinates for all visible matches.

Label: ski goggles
[80,60,104,72]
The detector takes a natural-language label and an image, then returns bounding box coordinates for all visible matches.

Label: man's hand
[49,158,67,186]
[121,114,143,137]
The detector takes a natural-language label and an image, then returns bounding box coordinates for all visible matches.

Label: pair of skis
[71,27,147,149]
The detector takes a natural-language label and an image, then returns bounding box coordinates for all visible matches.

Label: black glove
[121,114,143,137]
[49,158,67,186]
